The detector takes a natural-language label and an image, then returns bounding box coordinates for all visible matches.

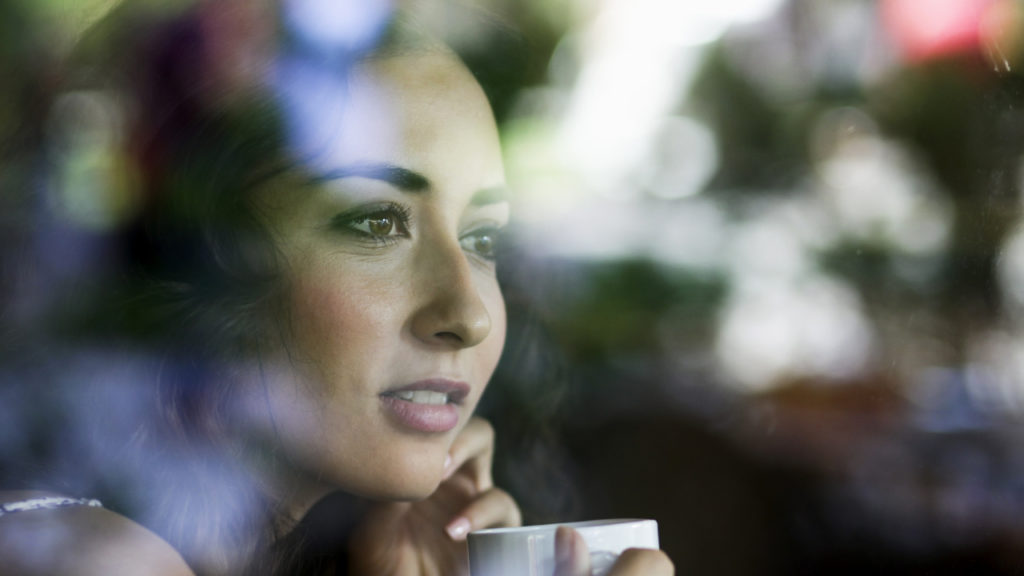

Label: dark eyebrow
[314,163,431,192]
[312,162,509,204]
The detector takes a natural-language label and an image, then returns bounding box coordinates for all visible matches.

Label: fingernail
[446,517,471,541]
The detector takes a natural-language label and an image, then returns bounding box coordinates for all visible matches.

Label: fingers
[553,526,590,576]
[444,417,495,491]
[550,529,674,576]
[607,548,674,576]
[444,487,521,541]
[439,417,518,542]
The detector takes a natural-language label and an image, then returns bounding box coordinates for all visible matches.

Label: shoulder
[0,491,195,576]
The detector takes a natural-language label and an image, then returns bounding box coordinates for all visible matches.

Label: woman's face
[248,50,508,504]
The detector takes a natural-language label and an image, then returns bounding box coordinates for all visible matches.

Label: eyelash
[330,202,412,246]
[330,202,503,262]
[460,226,502,262]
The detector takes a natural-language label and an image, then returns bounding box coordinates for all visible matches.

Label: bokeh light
[7,0,1024,573]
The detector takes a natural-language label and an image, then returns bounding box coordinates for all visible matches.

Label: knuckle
[500,491,522,526]
[463,418,495,451]
[494,487,517,507]
[485,488,522,527]
[454,419,489,453]
[472,417,495,439]
[509,502,522,526]
[473,414,497,432]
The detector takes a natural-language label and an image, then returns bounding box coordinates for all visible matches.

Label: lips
[379,379,471,433]
[381,379,470,404]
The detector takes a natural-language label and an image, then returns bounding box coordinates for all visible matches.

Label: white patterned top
[0,496,103,517]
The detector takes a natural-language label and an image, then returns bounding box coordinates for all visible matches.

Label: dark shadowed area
[5,0,1024,574]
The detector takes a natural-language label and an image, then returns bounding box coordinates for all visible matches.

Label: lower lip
[380,395,459,433]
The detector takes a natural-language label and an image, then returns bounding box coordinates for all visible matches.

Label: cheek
[281,261,399,395]
[258,252,508,498]
[479,284,507,378]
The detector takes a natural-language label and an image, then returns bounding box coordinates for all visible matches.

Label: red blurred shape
[882,0,993,62]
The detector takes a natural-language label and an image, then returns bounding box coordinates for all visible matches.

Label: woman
[0,2,672,575]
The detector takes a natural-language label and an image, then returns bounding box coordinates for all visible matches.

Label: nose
[410,236,492,349]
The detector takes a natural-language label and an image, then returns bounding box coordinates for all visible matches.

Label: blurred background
[5,0,1024,573]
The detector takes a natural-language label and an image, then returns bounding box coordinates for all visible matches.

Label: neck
[266,470,335,534]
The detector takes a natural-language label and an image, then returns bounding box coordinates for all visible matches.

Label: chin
[345,471,442,502]
[334,444,448,502]
[385,481,441,502]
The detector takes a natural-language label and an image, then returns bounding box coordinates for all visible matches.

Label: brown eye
[474,234,494,257]
[460,228,500,261]
[332,202,411,242]
[367,216,394,236]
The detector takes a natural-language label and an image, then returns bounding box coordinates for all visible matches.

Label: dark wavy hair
[110,8,309,573]
[56,3,567,574]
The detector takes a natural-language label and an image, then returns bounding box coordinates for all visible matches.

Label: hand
[553,526,674,576]
[349,417,522,576]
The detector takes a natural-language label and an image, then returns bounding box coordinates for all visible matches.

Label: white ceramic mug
[467,518,659,576]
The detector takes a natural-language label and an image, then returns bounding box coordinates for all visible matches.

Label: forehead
[278,51,503,187]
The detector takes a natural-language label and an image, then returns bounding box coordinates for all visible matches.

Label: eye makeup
[323,192,508,265]
[328,201,413,247]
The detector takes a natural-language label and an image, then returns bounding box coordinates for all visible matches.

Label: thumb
[553,526,590,576]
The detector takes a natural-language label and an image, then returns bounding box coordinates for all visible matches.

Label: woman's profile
[0,1,673,575]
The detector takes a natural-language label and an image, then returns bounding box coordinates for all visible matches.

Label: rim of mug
[469,518,655,536]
